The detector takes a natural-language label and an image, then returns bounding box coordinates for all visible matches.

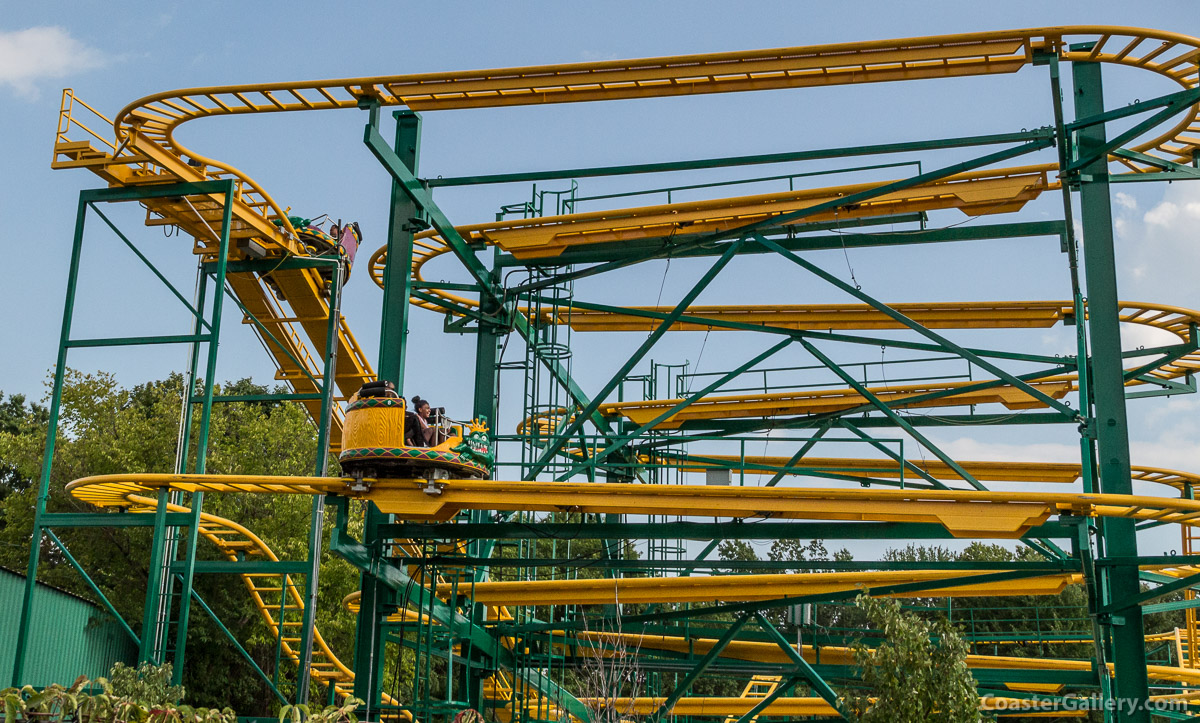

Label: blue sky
[2,2,1199,553]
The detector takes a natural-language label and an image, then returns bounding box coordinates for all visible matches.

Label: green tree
[842,594,980,723]
[0,390,48,504]
[0,371,362,715]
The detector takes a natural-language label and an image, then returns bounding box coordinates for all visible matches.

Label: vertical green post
[170,180,235,683]
[353,110,422,719]
[297,257,345,702]
[1072,59,1150,720]
[11,193,89,686]
[378,110,422,388]
[474,250,501,425]
[140,487,172,663]
[465,249,502,712]
[176,266,208,475]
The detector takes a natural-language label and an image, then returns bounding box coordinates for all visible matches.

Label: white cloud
[1143,200,1182,227]
[1130,438,1200,475]
[0,26,107,99]
[1120,321,1181,352]
[932,438,1079,464]
[1137,196,1200,228]
[1114,191,1138,211]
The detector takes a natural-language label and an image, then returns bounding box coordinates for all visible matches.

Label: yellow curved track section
[114,494,404,714]
[52,26,1200,318]
[67,471,1200,701]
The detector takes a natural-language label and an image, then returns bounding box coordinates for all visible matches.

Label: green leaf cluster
[842,594,980,723]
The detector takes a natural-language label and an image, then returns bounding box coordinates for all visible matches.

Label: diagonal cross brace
[801,339,985,490]
[757,234,1078,418]
[553,338,794,481]
[365,122,498,304]
[527,238,745,478]
[647,613,752,723]
[838,421,948,490]
[753,612,845,717]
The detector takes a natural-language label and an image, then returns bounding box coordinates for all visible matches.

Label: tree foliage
[0,371,362,714]
[842,594,980,723]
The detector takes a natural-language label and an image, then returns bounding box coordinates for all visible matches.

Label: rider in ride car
[405,396,435,447]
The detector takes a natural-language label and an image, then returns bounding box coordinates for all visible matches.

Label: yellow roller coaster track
[503,299,1197,433]
[114,493,409,717]
[53,27,1200,328]
[47,24,1200,720]
[65,468,1200,706]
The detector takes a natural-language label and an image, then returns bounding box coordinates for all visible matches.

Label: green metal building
[0,567,135,688]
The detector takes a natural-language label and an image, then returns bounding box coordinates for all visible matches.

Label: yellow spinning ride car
[339,381,493,482]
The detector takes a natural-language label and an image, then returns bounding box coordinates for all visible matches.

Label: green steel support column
[1072,59,1150,720]
[170,181,235,685]
[152,263,207,673]
[1055,55,1110,702]
[297,258,344,703]
[140,487,171,663]
[353,111,420,718]
[11,192,88,686]
[175,266,208,475]
[352,507,392,717]
[378,110,422,388]
[467,255,502,712]
[473,268,501,425]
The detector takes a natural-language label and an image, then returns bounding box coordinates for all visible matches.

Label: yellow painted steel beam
[64,474,1200,538]
[572,630,1200,682]
[553,300,1074,333]
[661,455,1086,484]
[437,569,1082,605]
[659,458,1200,493]
[475,168,1049,260]
[601,378,1074,428]
[574,695,1093,717]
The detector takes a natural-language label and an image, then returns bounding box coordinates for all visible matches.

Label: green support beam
[755,613,844,716]
[1072,58,1151,721]
[426,129,1052,188]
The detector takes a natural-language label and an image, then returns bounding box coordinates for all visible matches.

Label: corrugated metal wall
[0,567,137,687]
